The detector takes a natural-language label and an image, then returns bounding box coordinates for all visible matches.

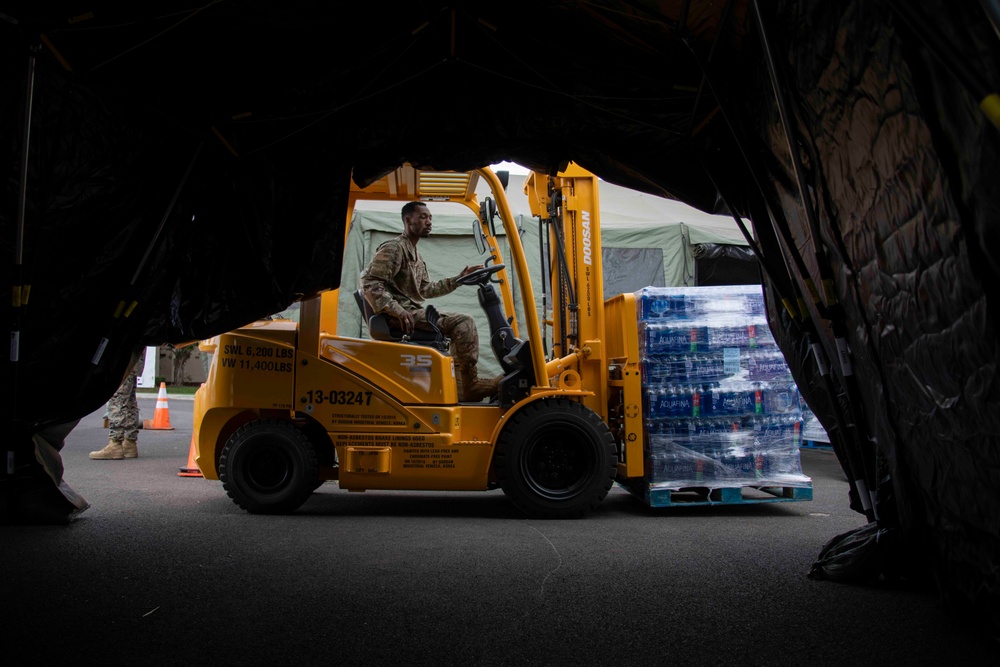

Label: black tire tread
[219,418,319,514]
[494,398,617,519]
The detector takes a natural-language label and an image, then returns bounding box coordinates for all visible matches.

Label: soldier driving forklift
[193,163,645,519]
[359,199,502,403]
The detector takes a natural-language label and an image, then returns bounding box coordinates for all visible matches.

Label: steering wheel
[456,263,505,286]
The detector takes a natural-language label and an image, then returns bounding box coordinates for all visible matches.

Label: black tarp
[2,0,999,638]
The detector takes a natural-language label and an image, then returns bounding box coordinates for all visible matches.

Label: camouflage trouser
[108,352,145,442]
[410,309,480,376]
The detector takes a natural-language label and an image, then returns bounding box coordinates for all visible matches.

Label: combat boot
[121,439,139,459]
[89,440,124,460]
[458,370,502,403]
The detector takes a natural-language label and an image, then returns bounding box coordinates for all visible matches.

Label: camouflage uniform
[361,235,492,399]
[91,350,146,459]
[108,350,145,442]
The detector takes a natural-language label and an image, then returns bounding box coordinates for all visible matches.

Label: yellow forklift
[193,163,646,518]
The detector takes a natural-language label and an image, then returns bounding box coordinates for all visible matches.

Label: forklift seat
[353,289,445,347]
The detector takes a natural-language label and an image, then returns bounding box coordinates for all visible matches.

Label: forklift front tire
[494,398,617,519]
[219,419,319,514]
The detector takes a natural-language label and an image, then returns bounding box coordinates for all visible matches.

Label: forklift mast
[525,165,609,420]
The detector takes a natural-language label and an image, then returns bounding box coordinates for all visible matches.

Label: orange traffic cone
[178,432,202,477]
[143,382,175,430]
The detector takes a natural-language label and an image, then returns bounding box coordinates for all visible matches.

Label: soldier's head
[402,201,432,240]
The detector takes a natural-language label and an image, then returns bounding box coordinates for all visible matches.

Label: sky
[490,161,531,175]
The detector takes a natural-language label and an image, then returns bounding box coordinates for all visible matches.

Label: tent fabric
[769,3,1000,625]
[499,174,751,290]
[755,1,1000,631]
[336,209,519,380]
[336,182,752,378]
[3,0,1000,634]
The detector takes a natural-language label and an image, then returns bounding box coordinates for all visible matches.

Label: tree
[162,343,197,386]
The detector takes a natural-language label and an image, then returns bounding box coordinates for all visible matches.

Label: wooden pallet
[621,480,813,508]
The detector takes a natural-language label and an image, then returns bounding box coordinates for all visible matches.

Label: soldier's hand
[458,265,484,278]
[396,309,414,334]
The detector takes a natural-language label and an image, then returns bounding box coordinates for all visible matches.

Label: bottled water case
[636,284,812,491]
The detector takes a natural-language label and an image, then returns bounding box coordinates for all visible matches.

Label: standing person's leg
[91,380,128,461]
[414,309,499,402]
[120,351,145,458]
[90,351,145,460]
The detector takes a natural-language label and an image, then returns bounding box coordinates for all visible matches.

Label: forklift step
[620,480,813,508]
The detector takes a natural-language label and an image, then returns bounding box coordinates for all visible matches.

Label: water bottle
[740,385,756,416]
[672,443,696,482]
[703,353,727,382]
[754,447,766,480]
[638,289,659,320]
[689,355,706,382]
[774,414,803,449]
[690,325,709,353]
[669,293,689,320]
[735,384,751,417]
[753,321,776,347]
[639,288,686,321]
[718,436,738,479]
[725,432,753,480]
[762,382,801,415]
[643,382,659,422]
[746,290,766,316]
[747,349,788,382]
[640,323,655,355]
[667,384,686,419]
[715,384,733,416]
[654,384,669,420]
[691,384,702,418]
[655,356,677,385]
[709,324,751,350]
[673,325,697,354]
[675,355,692,384]
[646,356,661,383]
[678,385,693,420]
[693,442,706,483]
[689,354,713,384]
[642,324,669,354]
[760,415,783,448]
[693,418,716,453]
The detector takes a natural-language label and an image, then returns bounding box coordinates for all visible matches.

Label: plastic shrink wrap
[636,285,812,491]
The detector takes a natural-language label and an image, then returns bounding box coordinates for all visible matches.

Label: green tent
[335,175,755,378]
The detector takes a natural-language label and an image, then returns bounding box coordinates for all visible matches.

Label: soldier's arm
[420,264,485,298]
[418,268,459,299]
[361,244,409,320]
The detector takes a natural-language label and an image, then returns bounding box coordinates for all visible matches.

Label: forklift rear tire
[219,419,319,514]
[494,398,617,519]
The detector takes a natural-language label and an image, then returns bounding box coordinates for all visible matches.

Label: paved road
[2,396,996,665]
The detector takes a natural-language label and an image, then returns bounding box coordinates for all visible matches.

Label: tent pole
[87,139,205,372]
[14,48,37,273]
[129,140,204,289]
[9,45,39,475]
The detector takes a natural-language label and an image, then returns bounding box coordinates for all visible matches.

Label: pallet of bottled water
[625,284,812,508]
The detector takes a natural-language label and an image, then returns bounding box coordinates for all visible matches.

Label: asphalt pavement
[2,394,997,666]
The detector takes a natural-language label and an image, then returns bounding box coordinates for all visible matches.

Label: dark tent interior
[3,0,999,645]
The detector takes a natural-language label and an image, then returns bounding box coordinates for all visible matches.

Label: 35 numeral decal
[401,354,433,367]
